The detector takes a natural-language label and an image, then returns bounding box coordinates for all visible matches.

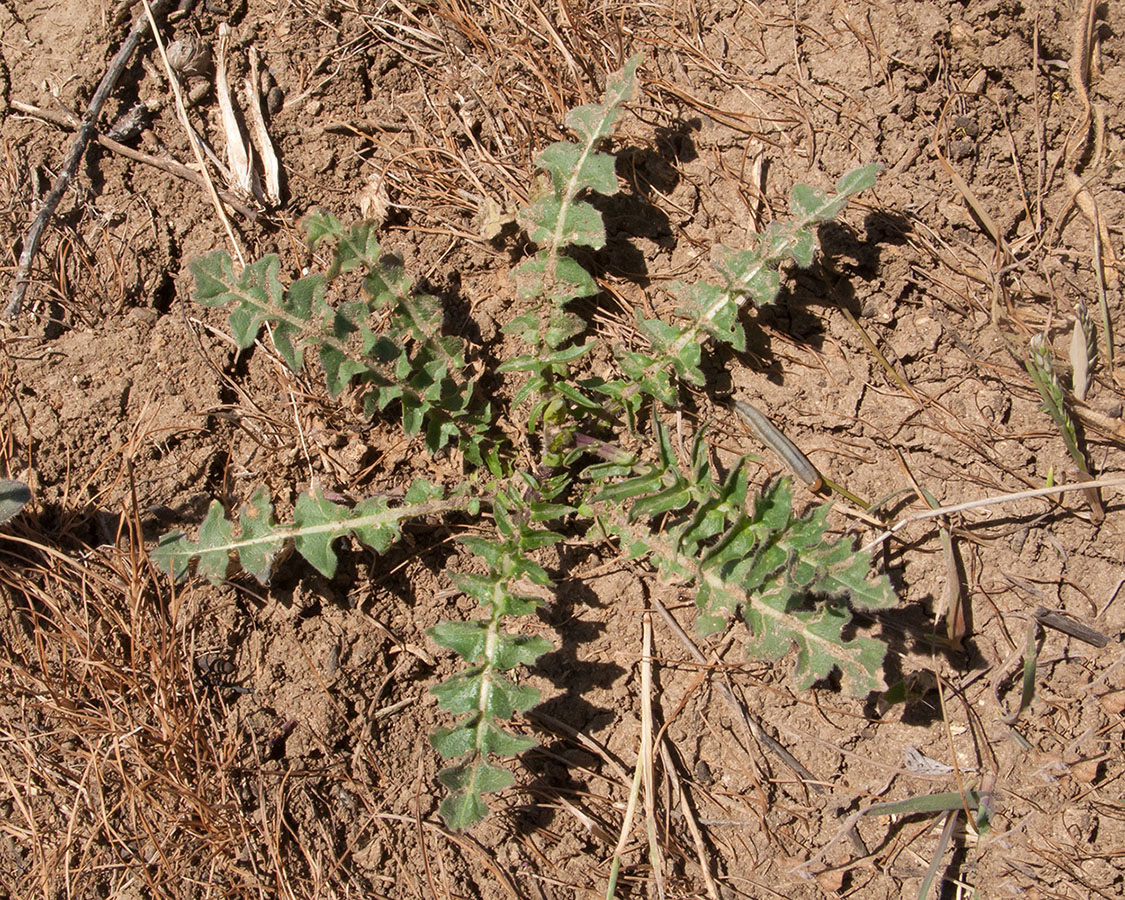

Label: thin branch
[651,595,824,790]
[862,474,1125,553]
[8,101,258,222]
[6,0,174,320]
[142,0,247,267]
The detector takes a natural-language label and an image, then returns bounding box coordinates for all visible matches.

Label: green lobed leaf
[710,248,783,308]
[485,675,541,717]
[536,142,618,196]
[625,163,877,407]
[430,620,489,663]
[433,670,542,720]
[789,230,816,268]
[231,258,283,348]
[236,488,285,583]
[743,596,889,696]
[430,717,481,759]
[330,221,381,278]
[301,209,345,248]
[151,531,194,582]
[318,345,372,397]
[597,449,896,697]
[199,212,487,460]
[405,478,444,504]
[430,718,535,760]
[790,183,831,222]
[189,251,238,306]
[520,197,607,250]
[292,489,353,578]
[191,253,285,350]
[431,668,486,714]
[438,761,515,795]
[479,721,537,755]
[0,479,30,526]
[349,496,401,554]
[435,761,519,829]
[150,501,234,584]
[835,163,882,200]
[456,535,504,568]
[438,787,490,831]
[563,54,641,144]
[491,633,553,671]
[272,274,325,371]
[194,501,236,582]
[614,349,677,405]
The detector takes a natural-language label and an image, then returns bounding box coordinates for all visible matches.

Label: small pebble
[187,81,211,106]
[267,85,284,115]
[693,759,714,785]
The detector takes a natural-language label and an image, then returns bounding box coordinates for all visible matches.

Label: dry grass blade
[214,24,255,198]
[863,475,1125,552]
[245,48,282,206]
[656,742,720,900]
[141,0,247,265]
[640,610,665,900]
[0,529,243,897]
[606,617,648,900]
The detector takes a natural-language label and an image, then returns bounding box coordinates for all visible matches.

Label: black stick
[5,0,174,320]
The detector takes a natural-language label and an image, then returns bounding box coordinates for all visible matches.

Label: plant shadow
[512,544,628,831]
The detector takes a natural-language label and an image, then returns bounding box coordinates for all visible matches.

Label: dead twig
[8,101,258,222]
[862,474,1125,553]
[640,610,665,900]
[657,742,720,900]
[1033,607,1110,648]
[651,596,824,791]
[6,0,175,320]
[142,1,246,266]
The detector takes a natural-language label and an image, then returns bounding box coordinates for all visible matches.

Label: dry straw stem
[8,100,259,221]
[141,0,247,267]
[862,474,1125,553]
[245,47,282,206]
[214,24,255,197]
[605,614,654,900]
[639,610,665,900]
[1064,0,1118,286]
[656,739,720,900]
